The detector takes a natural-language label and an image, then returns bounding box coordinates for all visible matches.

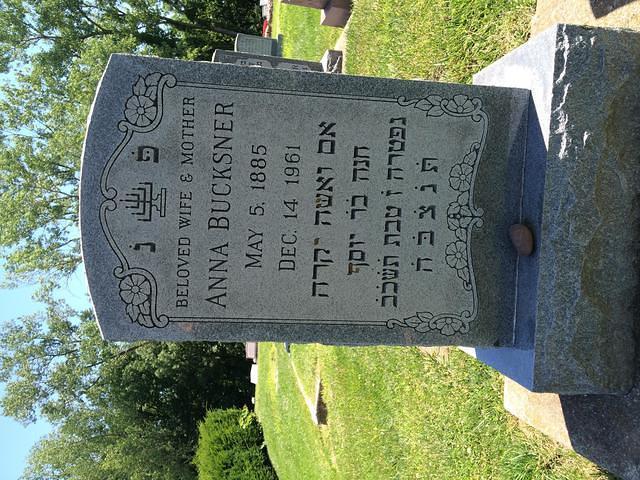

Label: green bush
[194,408,277,480]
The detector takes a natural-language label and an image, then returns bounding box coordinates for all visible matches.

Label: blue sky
[0,38,94,480]
[0,267,90,480]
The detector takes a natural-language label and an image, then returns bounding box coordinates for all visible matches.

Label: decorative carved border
[99,72,176,328]
[386,94,487,336]
[97,83,486,333]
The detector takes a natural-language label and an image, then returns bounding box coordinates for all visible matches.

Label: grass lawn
[345,0,535,83]
[259,0,615,479]
[257,344,611,479]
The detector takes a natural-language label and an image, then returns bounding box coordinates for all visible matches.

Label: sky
[0,267,91,480]
[0,28,94,480]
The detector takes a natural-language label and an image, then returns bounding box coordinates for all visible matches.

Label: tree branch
[158,15,239,37]
[75,7,114,35]
[83,343,150,370]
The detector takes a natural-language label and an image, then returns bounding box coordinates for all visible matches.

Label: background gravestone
[80,54,529,348]
[212,50,323,72]
[281,0,329,9]
[321,0,352,27]
[234,34,281,56]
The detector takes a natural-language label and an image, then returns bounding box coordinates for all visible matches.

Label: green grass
[346,0,535,82]
[271,1,342,60]
[257,344,612,480]
[255,343,336,480]
[289,343,321,399]
[257,1,616,479]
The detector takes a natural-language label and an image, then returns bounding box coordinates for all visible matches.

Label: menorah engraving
[120,182,167,222]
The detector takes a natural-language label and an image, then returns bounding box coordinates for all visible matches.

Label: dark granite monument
[464,23,640,395]
[281,0,329,9]
[321,0,352,27]
[280,0,352,28]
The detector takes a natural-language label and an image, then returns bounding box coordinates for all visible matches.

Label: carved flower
[449,95,475,114]
[445,241,467,270]
[125,95,157,127]
[119,274,151,306]
[449,163,473,191]
[434,316,464,336]
[447,200,473,234]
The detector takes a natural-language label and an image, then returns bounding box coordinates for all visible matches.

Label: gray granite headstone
[212,50,323,72]
[234,34,281,57]
[80,54,529,347]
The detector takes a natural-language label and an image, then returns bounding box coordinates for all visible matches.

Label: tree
[0,2,262,476]
[24,424,196,480]
[0,0,262,74]
[0,288,253,479]
[0,35,136,285]
[0,0,261,285]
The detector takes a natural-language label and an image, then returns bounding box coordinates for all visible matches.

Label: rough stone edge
[470,23,639,394]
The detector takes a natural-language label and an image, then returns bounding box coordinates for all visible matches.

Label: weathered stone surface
[503,378,572,448]
[471,23,640,394]
[532,0,640,35]
[212,50,323,72]
[80,54,529,346]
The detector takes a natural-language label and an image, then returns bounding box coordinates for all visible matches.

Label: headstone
[321,49,343,73]
[234,33,281,57]
[321,0,352,27]
[81,24,640,395]
[80,54,529,349]
[212,50,323,72]
[281,0,329,9]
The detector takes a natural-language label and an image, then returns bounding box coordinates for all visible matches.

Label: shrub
[194,408,277,480]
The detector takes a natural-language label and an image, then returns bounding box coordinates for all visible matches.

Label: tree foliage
[0,0,262,74]
[0,0,261,285]
[0,34,136,285]
[0,288,253,479]
[0,1,263,476]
